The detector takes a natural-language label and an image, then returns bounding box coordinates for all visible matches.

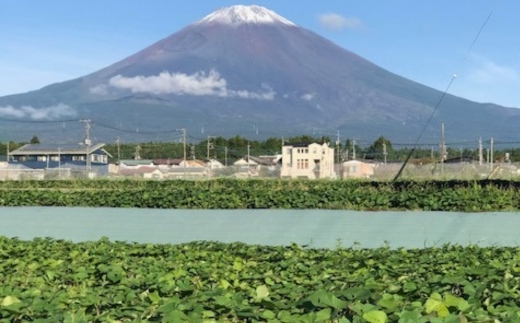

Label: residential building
[280,142,335,179]
[8,143,111,177]
[342,160,376,179]
[233,155,281,177]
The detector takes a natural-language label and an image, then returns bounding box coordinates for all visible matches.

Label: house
[153,159,207,168]
[280,142,335,179]
[117,166,160,178]
[234,156,260,167]
[163,167,207,179]
[233,155,281,177]
[207,158,224,169]
[342,160,376,179]
[234,155,280,168]
[119,159,154,168]
[8,143,111,177]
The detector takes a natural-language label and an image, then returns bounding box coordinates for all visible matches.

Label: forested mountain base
[0,179,519,211]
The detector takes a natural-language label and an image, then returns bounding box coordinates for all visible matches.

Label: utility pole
[190,145,196,160]
[206,136,215,179]
[58,148,61,178]
[176,128,187,177]
[116,137,121,167]
[478,137,483,165]
[207,136,215,161]
[440,123,445,176]
[134,145,141,160]
[115,137,121,175]
[352,140,356,160]
[383,142,387,164]
[80,119,92,175]
[225,146,228,167]
[335,131,340,164]
[490,137,494,170]
[247,143,251,176]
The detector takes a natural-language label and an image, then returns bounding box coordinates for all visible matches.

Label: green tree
[30,135,40,144]
[366,136,393,160]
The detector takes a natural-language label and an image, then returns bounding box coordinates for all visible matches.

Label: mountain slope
[0,5,518,142]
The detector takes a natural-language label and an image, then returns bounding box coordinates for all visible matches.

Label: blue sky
[1,0,519,108]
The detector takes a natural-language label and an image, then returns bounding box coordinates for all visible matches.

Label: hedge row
[0,179,519,211]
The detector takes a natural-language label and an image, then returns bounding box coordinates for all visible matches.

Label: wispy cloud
[106,70,276,100]
[0,103,76,120]
[452,54,520,107]
[301,93,315,101]
[318,13,362,31]
[466,55,519,84]
[89,84,109,95]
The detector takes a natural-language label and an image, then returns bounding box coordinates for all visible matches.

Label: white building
[280,142,335,179]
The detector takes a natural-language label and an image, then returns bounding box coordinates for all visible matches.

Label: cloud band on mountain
[0,103,76,120]
[106,70,276,100]
[318,13,362,31]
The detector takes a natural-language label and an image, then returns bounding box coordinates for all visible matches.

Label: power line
[392,11,493,182]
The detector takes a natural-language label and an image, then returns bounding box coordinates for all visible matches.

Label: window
[297,159,309,169]
[50,156,60,162]
[349,166,358,173]
[91,154,108,164]
[72,155,85,161]
[37,156,47,162]
[304,148,309,153]
[286,148,291,154]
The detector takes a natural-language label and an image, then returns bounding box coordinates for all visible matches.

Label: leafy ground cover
[0,179,520,211]
[1,237,520,322]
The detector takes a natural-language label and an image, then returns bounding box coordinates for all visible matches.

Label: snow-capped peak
[197,5,296,26]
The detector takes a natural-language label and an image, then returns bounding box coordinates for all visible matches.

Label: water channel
[1,207,518,248]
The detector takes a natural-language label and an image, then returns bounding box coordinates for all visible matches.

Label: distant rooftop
[9,143,106,155]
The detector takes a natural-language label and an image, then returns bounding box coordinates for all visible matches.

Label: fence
[372,161,520,181]
[1,162,519,180]
[0,168,98,180]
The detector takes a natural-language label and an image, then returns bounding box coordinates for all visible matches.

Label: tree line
[2,135,518,164]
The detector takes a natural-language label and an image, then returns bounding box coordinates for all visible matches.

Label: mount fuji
[1,5,519,142]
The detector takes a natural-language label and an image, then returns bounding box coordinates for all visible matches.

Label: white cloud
[451,54,520,107]
[301,93,315,101]
[0,103,76,120]
[467,56,519,84]
[109,70,226,96]
[89,84,109,95]
[107,70,276,100]
[318,13,362,31]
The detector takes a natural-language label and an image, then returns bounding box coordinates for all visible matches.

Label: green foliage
[0,238,519,322]
[29,135,40,144]
[365,136,393,160]
[0,179,520,211]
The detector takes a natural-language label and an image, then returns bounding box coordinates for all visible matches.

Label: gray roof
[120,159,154,166]
[9,143,106,155]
